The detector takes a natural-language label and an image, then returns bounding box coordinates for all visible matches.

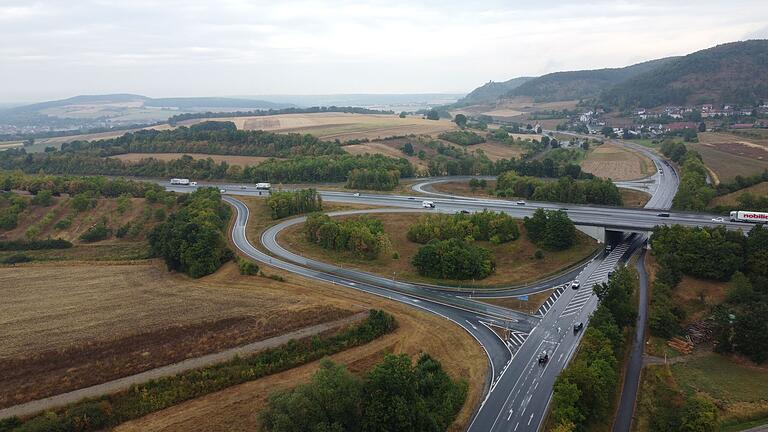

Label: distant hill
[455,77,534,105]
[505,57,677,102]
[601,40,768,108]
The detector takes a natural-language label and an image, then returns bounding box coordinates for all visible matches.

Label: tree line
[550,268,636,432]
[267,189,323,219]
[149,188,233,278]
[523,209,578,251]
[649,224,768,363]
[496,172,623,206]
[407,211,520,245]
[0,171,165,198]
[261,353,466,432]
[0,310,397,432]
[345,168,400,191]
[438,130,486,146]
[304,213,391,260]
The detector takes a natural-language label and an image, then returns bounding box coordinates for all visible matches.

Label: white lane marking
[465,319,477,330]
[528,413,534,425]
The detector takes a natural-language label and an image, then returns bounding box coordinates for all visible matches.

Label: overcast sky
[1,0,767,102]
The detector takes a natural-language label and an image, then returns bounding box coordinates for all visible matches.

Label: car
[657,213,670,217]
[408,197,416,200]
[570,280,581,290]
[538,351,549,364]
[459,210,470,214]
[711,217,725,223]
[219,189,226,193]
[573,322,584,333]
[240,185,247,189]
[516,200,526,205]
[353,192,360,197]
[659,170,663,175]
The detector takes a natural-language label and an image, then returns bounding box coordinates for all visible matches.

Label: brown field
[710,182,768,208]
[0,141,23,150]
[620,188,651,208]
[480,289,553,314]
[580,143,655,181]
[111,152,272,167]
[279,212,599,288]
[343,141,427,169]
[472,141,527,161]
[431,180,497,199]
[692,132,768,182]
[184,112,458,142]
[0,261,358,407]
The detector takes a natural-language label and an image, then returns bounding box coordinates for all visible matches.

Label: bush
[54,215,73,230]
[0,239,72,251]
[412,238,494,280]
[116,223,131,238]
[534,250,544,259]
[267,189,323,220]
[1,254,32,264]
[524,209,577,251]
[304,213,389,260]
[79,222,112,243]
[30,190,53,206]
[407,211,519,244]
[438,130,486,146]
[238,259,259,275]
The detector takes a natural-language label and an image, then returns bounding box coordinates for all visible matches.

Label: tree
[698,121,706,132]
[411,238,494,280]
[426,109,440,120]
[401,142,414,156]
[399,111,407,118]
[454,114,467,128]
[680,395,718,432]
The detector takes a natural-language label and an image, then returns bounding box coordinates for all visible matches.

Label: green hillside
[601,40,768,108]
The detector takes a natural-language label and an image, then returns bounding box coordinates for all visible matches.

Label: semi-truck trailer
[170,178,197,186]
[255,182,272,190]
[730,210,768,223]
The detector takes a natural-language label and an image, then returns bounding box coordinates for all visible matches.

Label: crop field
[0,261,357,408]
[111,152,273,167]
[472,140,527,161]
[710,182,768,208]
[691,132,768,182]
[619,188,651,208]
[279,212,599,289]
[0,141,23,151]
[580,143,655,181]
[183,112,457,142]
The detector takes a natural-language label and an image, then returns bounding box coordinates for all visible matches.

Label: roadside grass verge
[1,310,396,432]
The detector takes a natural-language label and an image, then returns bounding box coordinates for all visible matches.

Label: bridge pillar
[575,225,605,243]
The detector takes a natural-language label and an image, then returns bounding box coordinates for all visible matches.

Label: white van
[422,201,435,208]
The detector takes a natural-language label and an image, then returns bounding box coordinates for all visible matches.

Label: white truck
[730,210,768,224]
[170,178,197,186]
[255,182,272,190]
[422,200,435,208]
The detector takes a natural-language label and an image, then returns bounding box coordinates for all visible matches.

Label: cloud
[1,0,767,100]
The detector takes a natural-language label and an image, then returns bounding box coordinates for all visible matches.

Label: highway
[170,138,725,431]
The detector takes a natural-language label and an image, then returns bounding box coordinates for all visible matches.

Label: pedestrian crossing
[535,285,566,317]
[560,243,630,318]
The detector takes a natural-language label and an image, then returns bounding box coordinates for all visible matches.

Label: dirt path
[642,350,709,366]
[0,312,368,421]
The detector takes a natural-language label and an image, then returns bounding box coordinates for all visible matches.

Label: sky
[1,0,767,102]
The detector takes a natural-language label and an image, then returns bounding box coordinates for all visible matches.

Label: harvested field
[710,182,768,208]
[0,141,23,150]
[580,143,654,181]
[185,112,457,142]
[620,188,651,208]
[343,141,427,169]
[472,141,527,161]
[279,212,599,288]
[0,261,357,408]
[692,133,768,182]
[111,153,272,167]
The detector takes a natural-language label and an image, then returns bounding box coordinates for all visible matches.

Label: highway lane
[223,196,515,404]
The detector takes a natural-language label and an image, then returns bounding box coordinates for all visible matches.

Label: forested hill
[601,40,768,109]
[504,57,676,102]
[456,77,534,105]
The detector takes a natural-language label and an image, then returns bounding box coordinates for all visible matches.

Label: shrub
[0,239,72,251]
[54,215,73,230]
[412,238,494,280]
[535,250,544,259]
[79,222,112,243]
[438,130,486,146]
[1,254,32,265]
[304,213,388,260]
[116,223,131,238]
[30,190,53,206]
[238,259,259,275]
[267,189,323,220]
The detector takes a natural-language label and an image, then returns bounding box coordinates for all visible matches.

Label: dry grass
[479,289,553,314]
[675,275,728,324]
[431,180,497,199]
[690,133,768,182]
[620,188,651,208]
[111,153,272,167]
[183,112,457,142]
[279,212,599,288]
[343,141,427,169]
[471,141,527,161]
[580,143,655,181]
[709,182,768,208]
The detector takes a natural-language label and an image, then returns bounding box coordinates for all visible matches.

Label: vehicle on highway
[570,280,581,290]
[255,182,272,191]
[219,189,226,193]
[573,322,583,333]
[353,192,360,197]
[240,185,247,189]
[712,216,725,223]
[730,210,768,224]
[422,200,435,208]
[659,169,663,175]
[408,197,415,200]
[170,178,196,186]
[459,210,470,214]
[516,200,526,205]
[657,212,670,217]
[538,351,549,364]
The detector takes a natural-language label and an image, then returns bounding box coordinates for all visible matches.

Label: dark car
[573,322,584,333]
[459,210,470,214]
[657,213,670,217]
[538,351,549,364]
